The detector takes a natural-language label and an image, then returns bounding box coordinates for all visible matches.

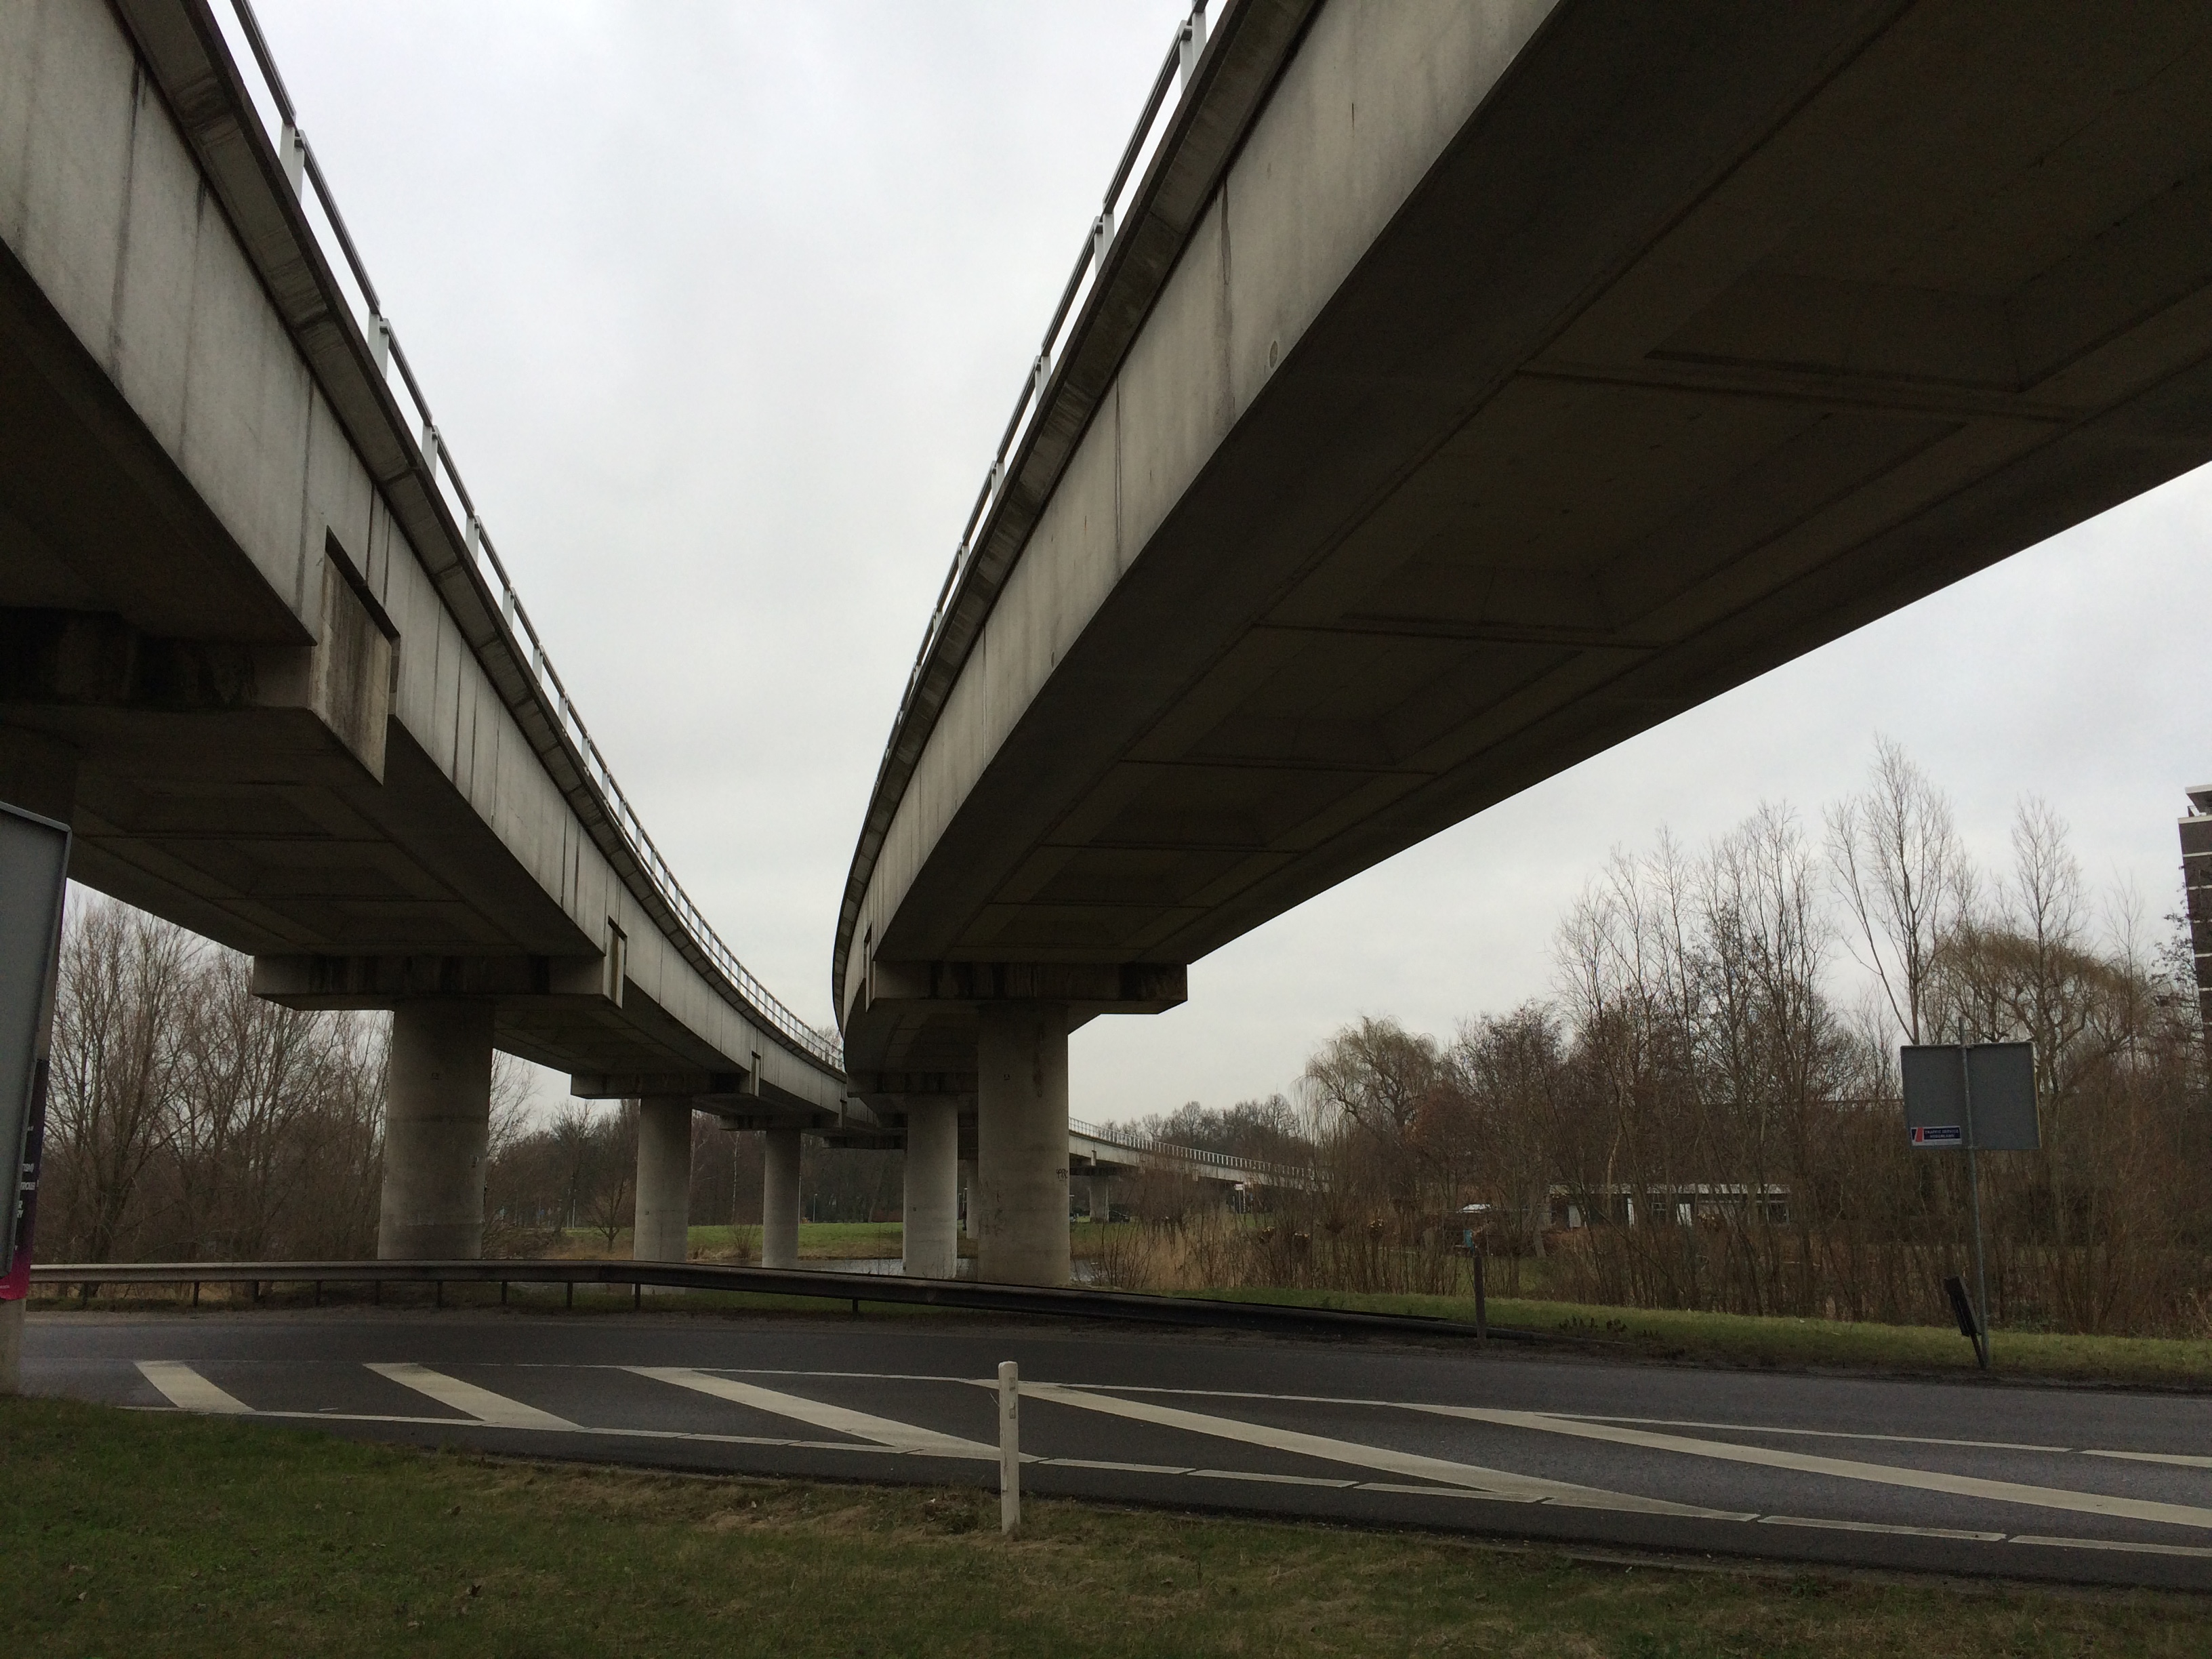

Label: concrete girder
[0,0,842,1118]
[834,0,2212,1067]
[844,959,1183,1093]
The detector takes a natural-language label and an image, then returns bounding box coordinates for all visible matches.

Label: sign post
[0,802,70,1394]
[1901,1042,2038,1371]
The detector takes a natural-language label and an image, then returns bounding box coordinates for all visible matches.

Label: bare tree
[44,899,194,1261]
[1825,737,1971,1044]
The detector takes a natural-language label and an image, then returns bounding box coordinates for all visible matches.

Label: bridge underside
[0,43,829,1122]
[846,0,2212,1083]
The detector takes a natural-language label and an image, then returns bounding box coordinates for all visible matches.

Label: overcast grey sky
[247,2,2212,1125]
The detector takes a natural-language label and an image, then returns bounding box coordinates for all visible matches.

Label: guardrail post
[998,1360,1021,1534]
[1473,1242,1488,1340]
[1179,4,1208,88]
[279,122,306,194]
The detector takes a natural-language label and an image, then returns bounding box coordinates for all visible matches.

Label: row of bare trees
[34,888,904,1266]
[37,897,390,1263]
[1105,744,2211,1336]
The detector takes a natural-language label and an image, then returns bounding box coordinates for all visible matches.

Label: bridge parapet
[1069,1118,1308,1189]
[167,0,840,1074]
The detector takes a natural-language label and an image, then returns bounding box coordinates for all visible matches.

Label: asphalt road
[22,1304,2212,1591]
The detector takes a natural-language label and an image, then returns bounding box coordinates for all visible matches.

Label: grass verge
[1182,1286,2212,1387]
[6,1395,2204,1658]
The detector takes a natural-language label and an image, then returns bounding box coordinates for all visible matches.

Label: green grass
[540,1222,909,1261]
[6,1395,2203,1658]
[1180,1286,2212,1387]
[684,1221,907,1259]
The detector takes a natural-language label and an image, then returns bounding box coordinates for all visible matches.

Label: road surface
[21,1305,2212,1590]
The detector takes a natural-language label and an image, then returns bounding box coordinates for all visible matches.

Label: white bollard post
[998,1359,1021,1535]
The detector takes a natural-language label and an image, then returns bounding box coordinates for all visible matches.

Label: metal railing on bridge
[26,1258,1507,1340]
[213,0,841,1073]
[888,3,1214,762]
[1069,1117,1311,1187]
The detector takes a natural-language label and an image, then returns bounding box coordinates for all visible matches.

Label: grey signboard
[1901,1042,2040,1151]
[1,802,70,1275]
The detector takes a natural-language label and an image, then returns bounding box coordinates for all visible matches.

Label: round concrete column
[959,1159,979,1240]
[377,1002,495,1259]
[1088,1174,1111,1223]
[634,1097,693,1263]
[760,1128,802,1269]
[976,1001,1070,1286]
[1,736,76,1395]
[901,1099,960,1280]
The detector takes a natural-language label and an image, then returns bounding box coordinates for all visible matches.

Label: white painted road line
[1190,1469,1360,1489]
[365,1362,577,1430]
[1414,1407,2212,1534]
[2015,1535,2212,1561]
[1556,1414,2071,1455]
[1761,1515,2007,1542]
[136,1360,252,1415]
[630,1367,996,1460]
[2085,1450,2212,1471]
[1019,1383,1748,1519]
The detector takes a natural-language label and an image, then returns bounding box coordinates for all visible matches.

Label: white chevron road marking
[136,1360,252,1415]
[365,1362,577,1430]
[1017,1382,1747,1518]
[630,1367,995,1459]
[1414,1407,2212,1533]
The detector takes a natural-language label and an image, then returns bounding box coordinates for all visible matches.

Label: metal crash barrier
[27,1258,1526,1342]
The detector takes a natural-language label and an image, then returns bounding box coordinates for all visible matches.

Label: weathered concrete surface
[760,1128,802,1271]
[377,1000,495,1259]
[838,0,2212,1078]
[0,0,842,1121]
[632,1098,693,1265]
[899,1097,958,1280]
[975,1002,1071,1286]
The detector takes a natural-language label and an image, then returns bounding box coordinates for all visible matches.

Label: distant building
[2179,788,2212,1028]
[1548,1184,1788,1230]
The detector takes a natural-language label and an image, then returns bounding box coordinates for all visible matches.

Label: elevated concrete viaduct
[1,0,852,1272]
[840,0,2212,1280]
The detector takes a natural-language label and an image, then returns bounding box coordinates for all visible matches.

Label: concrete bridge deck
[0,0,850,1279]
[836,0,2212,1281]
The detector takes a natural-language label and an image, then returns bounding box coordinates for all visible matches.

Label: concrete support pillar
[633,1097,693,1263]
[901,1099,960,1280]
[1088,1174,1111,1223]
[377,1001,495,1259]
[760,1128,802,1269]
[0,733,76,1395]
[960,1160,979,1240]
[976,1001,1070,1286]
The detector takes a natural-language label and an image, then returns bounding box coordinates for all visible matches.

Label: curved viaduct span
[840,0,2212,1282]
[0,0,853,1266]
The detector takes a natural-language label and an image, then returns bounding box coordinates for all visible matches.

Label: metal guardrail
[888,3,1212,739]
[28,1258,1520,1341]
[214,0,841,1073]
[831,0,1315,1029]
